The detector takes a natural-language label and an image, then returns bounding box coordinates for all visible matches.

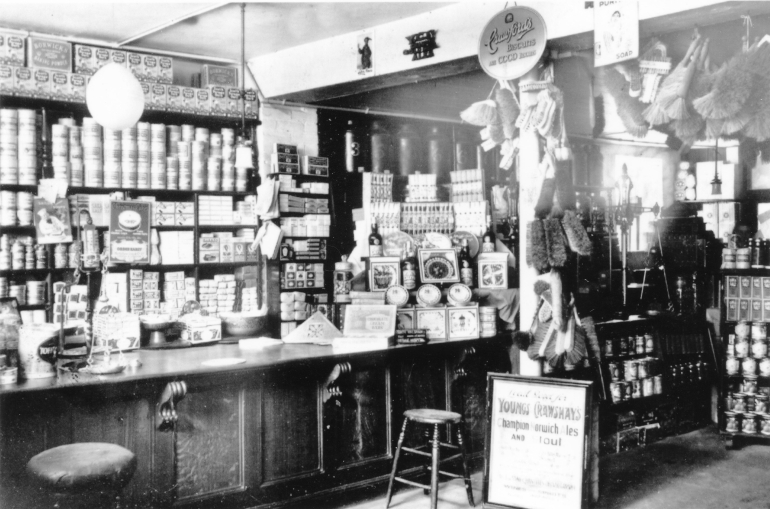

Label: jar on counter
[624,360,638,381]
[753,322,768,340]
[725,411,740,432]
[743,357,758,377]
[755,394,768,415]
[726,356,740,376]
[734,393,748,413]
[744,375,759,394]
[735,336,750,359]
[736,321,752,338]
[752,338,768,359]
[762,415,770,435]
[743,412,758,434]
[653,374,664,395]
[333,256,354,304]
[760,357,770,377]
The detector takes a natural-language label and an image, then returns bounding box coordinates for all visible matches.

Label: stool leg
[457,425,475,507]
[430,423,440,509]
[386,418,409,509]
[423,427,432,495]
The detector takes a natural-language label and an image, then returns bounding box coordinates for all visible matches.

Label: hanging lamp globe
[86,63,145,131]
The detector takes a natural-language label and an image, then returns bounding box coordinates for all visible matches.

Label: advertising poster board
[484,374,593,509]
[108,200,150,264]
[477,6,547,81]
[33,197,73,244]
[594,1,639,67]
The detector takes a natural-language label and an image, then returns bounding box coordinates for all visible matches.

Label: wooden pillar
[517,67,544,377]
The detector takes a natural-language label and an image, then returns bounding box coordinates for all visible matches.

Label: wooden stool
[26,442,137,509]
[386,409,474,509]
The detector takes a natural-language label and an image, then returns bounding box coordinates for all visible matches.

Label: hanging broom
[564,305,588,364]
[460,82,500,126]
[644,33,702,125]
[495,86,520,139]
[672,44,714,140]
[664,38,709,120]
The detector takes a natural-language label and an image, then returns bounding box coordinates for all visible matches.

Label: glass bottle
[368,220,383,257]
[482,215,496,253]
[459,239,474,287]
[334,255,354,303]
[401,241,418,290]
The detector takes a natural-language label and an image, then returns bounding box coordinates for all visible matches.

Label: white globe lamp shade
[86,63,145,131]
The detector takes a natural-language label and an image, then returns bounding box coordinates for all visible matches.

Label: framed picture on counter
[478,253,509,290]
[369,256,401,292]
[415,307,447,340]
[447,305,479,340]
[418,248,460,284]
[396,308,415,330]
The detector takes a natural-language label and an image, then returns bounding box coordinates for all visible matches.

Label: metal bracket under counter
[157,380,188,431]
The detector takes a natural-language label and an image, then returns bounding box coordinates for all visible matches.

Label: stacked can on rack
[221,128,235,191]
[0,190,16,226]
[18,110,38,185]
[0,109,18,185]
[150,123,166,189]
[68,123,83,186]
[0,277,7,298]
[479,306,497,337]
[82,117,103,187]
[121,126,138,188]
[103,128,122,187]
[51,123,69,183]
[726,321,770,378]
[166,125,180,189]
[9,282,25,305]
[26,281,45,305]
[137,122,150,189]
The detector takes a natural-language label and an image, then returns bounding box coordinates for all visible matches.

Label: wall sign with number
[477,6,547,81]
[484,374,593,509]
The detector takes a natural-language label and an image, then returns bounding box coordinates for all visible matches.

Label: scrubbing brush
[562,209,592,256]
[527,219,550,272]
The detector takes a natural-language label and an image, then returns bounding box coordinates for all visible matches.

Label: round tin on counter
[762,415,770,435]
[447,284,472,306]
[726,356,740,375]
[752,338,768,359]
[752,322,767,340]
[742,357,757,376]
[416,284,441,307]
[385,285,409,308]
[735,336,750,359]
[724,411,739,433]
[736,321,751,338]
[743,412,758,434]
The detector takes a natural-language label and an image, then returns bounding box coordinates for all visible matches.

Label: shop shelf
[279,191,329,197]
[197,224,257,230]
[0,268,70,277]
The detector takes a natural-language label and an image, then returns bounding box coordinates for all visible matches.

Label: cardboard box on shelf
[94,47,111,70]
[0,31,25,67]
[27,36,71,71]
[0,64,13,94]
[201,64,238,87]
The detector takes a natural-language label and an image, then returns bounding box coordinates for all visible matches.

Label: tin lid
[416,284,441,307]
[725,410,737,416]
[447,284,472,306]
[756,394,768,401]
[335,255,353,271]
[385,285,409,308]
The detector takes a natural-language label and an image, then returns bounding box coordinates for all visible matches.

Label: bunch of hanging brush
[522,147,594,369]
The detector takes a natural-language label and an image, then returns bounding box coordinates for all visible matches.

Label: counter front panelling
[0,337,510,509]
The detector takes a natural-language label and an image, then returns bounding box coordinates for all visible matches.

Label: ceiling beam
[117,2,230,47]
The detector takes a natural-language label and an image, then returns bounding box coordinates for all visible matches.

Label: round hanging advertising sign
[478,6,547,80]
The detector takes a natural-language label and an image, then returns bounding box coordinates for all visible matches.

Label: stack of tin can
[17,191,33,226]
[68,123,83,186]
[82,117,103,187]
[479,306,497,337]
[137,122,150,189]
[26,280,45,305]
[150,123,166,189]
[0,109,18,185]
[121,126,137,188]
[178,139,191,190]
[0,277,7,298]
[9,282,25,305]
[103,128,122,187]
[222,128,235,192]
[0,190,17,226]
[51,123,70,183]
[166,125,180,190]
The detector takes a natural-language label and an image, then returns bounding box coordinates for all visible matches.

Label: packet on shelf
[0,31,25,67]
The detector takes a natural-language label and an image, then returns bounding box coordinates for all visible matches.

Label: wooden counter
[0,336,512,509]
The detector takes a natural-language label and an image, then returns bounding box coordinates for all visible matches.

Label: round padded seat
[27,443,137,494]
[404,408,462,425]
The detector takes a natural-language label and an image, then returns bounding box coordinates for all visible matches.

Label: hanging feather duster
[460,99,499,126]
[495,87,520,124]
[664,38,708,120]
[693,45,757,120]
[600,66,648,138]
[742,48,770,141]
[534,279,550,296]
[488,123,505,144]
[672,46,714,140]
[553,158,576,212]
[705,119,725,139]
[644,34,702,125]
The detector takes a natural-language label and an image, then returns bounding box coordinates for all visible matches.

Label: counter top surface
[1,336,502,395]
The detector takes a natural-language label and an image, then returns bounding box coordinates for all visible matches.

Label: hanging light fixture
[234,2,259,192]
[711,138,722,196]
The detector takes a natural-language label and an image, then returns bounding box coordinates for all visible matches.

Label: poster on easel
[108,200,150,264]
[483,374,593,509]
[33,197,73,244]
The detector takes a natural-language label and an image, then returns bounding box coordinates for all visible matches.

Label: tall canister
[426,125,452,185]
[395,124,420,176]
[369,121,392,174]
[18,323,59,379]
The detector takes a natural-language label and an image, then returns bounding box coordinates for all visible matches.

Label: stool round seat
[405,408,462,425]
[27,443,137,494]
